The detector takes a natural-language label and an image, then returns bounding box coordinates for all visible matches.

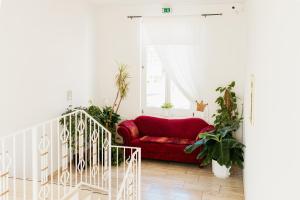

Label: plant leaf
[197,146,208,159]
[184,140,205,154]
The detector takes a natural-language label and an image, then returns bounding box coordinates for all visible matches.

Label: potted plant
[60,105,123,166]
[98,63,130,165]
[161,102,173,117]
[60,63,131,166]
[185,81,245,178]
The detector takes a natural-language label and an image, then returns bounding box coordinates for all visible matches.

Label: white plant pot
[212,160,231,179]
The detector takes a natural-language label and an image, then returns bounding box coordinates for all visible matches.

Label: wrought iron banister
[0,110,141,200]
[113,146,141,200]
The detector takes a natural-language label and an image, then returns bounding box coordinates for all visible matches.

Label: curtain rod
[201,13,223,17]
[127,16,142,19]
[127,13,223,19]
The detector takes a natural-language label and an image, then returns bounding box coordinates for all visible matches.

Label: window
[170,81,191,110]
[142,46,192,112]
[145,46,166,108]
[141,16,203,116]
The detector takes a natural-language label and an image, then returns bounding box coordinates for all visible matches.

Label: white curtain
[142,16,206,102]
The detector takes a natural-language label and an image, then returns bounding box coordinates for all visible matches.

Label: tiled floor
[141,160,244,200]
[8,160,244,200]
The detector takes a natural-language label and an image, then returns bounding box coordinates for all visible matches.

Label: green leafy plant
[96,106,123,166]
[185,126,245,168]
[214,81,242,131]
[60,105,123,166]
[60,106,94,166]
[60,64,131,166]
[161,102,173,109]
[185,81,245,169]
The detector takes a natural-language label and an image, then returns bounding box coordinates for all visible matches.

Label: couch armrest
[116,120,140,145]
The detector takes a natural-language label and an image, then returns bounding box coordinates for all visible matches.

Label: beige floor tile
[8,159,244,200]
[140,160,244,200]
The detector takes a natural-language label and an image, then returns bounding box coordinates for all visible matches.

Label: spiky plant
[112,63,130,113]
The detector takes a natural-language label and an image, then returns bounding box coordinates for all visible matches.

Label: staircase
[0,110,141,200]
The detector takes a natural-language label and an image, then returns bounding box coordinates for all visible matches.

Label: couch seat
[139,136,194,145]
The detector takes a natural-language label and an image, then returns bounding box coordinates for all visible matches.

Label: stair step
[67,190,107,200]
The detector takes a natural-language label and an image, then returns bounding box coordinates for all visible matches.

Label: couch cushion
[134,116,211,140]
[139,136,194,145]
[131,138,203,164]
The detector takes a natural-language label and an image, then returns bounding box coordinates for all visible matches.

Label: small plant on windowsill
[185,81,245,179]
[161,102,173,109]
[161,102,173,117]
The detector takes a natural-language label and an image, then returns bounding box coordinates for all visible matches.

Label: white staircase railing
[113,146,141,200]
[0,110,141,200]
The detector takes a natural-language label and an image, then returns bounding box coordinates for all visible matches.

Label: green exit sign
[162,7,172,14]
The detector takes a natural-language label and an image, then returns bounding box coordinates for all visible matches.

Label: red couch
[117,116,214,164]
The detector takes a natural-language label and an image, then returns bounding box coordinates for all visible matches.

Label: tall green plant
[112,63,130,113]
[185,81,245,168]
[214,81,242,131]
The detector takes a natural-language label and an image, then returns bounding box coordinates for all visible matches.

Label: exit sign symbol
[162,7,172,14]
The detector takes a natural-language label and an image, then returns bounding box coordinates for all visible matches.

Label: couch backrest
[134,116,211,140]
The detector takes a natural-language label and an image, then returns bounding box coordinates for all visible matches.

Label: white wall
[244,0,300,200]
[94,3,246,124]
[0,0,96,135]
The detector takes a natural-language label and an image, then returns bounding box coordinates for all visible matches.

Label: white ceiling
[89,0,244,6]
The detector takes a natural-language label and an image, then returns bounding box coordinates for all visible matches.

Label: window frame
[141,46,194,117]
